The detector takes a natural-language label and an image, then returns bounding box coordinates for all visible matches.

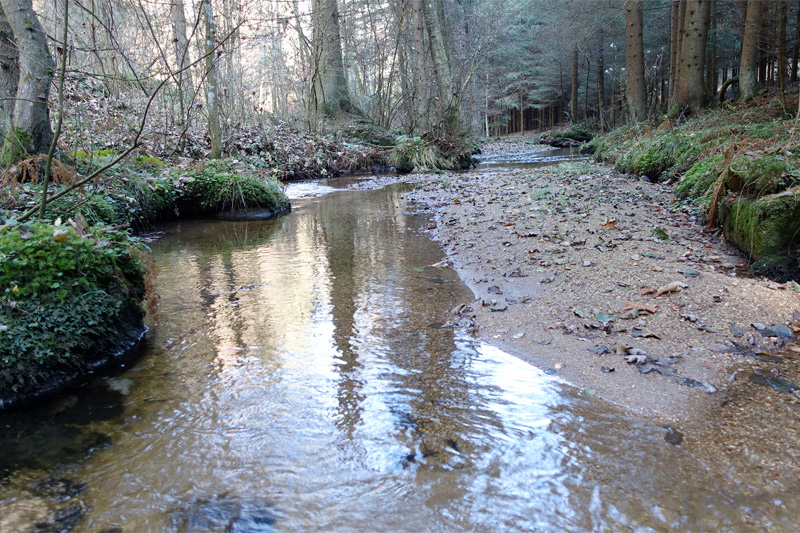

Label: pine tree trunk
[778,0,787,103]
[669,0,680,103]
[739,0,761,100]
[597,27,606,131]
[203,0,222,159]
[0,0,53,165]
[624,0,647,122]
[676,0,712,111]
[571,45,579,123]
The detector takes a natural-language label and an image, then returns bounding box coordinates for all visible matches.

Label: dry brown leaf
[641,288,656,295]
[790,347,800,353]
[502,221,517,227]
[654,281,686,297]
[623,301,658,314]
[601,218,617,230]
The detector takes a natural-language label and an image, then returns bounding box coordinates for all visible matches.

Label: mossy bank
[0,222,152,409]
[585,98,800,280]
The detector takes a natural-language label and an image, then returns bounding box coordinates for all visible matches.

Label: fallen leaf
[654,281,687,297]
[601,218,617,230]
[632,327,661,339]
[611,344,630,355]
[623,302,657,314]
[502,221,517,227]
[641,287,656,295]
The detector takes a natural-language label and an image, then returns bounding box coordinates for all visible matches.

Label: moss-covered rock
[390,135,473,173]
[0,222,149,409]
[185,159,291,219]
[720,191,800,280]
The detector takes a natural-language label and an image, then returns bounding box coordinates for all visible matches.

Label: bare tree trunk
[739,0,761,100]
[676,0,711,111]
[624,0,647,122]
[0,0,53,165]
[412,0,428,131]
[170,0,190,127]
[571,44,579,123]
[0,7,18,139]
[598,27,606,131]
[668,0,680,103]
[310,0,350,116]
[203,0,221,159]
[778,0,787,105]
[421,0,460,135]
[792,0,799,82]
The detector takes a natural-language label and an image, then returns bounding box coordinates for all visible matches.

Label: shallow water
[1,162,799,531]
[474,146,586,171]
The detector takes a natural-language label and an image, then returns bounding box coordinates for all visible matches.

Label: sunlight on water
[1,178,798,532]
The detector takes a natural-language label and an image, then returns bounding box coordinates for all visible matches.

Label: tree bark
[411,0,428,131]
[571,45,579,123]
[739,0,760,100]
[170,0,190,126]
[310,0,350,116]
[203,0,222,159]
[0,6,18,139]
[624,0,647,122]
[597,27,605,131]
[0,0,53,165]
[792,0,799,82]
[778,0,787,103]
[676,0,711,112]
[421,0,460,135]
[668,0,680,103]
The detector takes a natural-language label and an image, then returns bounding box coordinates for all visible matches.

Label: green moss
[0,223,146,394]
[187,159,290,214]
[555,124,593,142]
[677,156,724,207]
[390,136,472,173]
[721,192,800,261]
[134,156,165,168]
[1,127,32,167]
[726,154,797,196]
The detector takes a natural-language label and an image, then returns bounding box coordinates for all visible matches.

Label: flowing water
[1,158,798,531]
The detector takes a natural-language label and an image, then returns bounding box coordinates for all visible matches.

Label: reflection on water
[1,183,799,531]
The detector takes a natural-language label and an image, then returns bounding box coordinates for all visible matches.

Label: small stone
[631,254,641,261]
[582,261,593,267]
[760,324,794,339]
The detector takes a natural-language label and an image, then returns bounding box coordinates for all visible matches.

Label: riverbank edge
[0,302,147,411]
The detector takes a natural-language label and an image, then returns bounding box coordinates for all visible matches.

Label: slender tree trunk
[203,0,222,159]
[669,0,680,103]
[571,45,579,123]
[792,0,799,82]
[0,0,53,165]
[778,0,787,105]
[624,0,647,122]
[676,0,711,112]
[170,0,190,126]
[597,27,606,131]
[739,0,761,100]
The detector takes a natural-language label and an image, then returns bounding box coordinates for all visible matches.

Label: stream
[1,149,797,531]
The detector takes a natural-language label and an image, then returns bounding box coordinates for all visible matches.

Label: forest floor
[404,137,800,488]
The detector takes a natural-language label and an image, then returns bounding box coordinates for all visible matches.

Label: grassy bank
[584,98,800,280]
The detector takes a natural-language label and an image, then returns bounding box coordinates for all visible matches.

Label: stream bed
[1,154,798,531]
